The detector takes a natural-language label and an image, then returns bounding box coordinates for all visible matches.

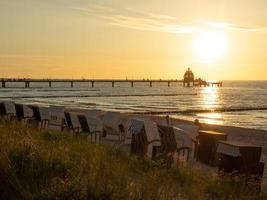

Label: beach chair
[174,123,199,141]
[15,104,34,123]
[154,125,195,165]
[48,106,66,131]
[217,141,264,192]
[129,119,146,157]
[23,105,34,123]
[173,127,195,164]
[65,112,81,134]
[86,115,103,143]
[14,103,24,119]
[0,101,16,120]
[123,118,136,145]
[173,127,194,149]
[174,123,199,158]
[30,105,50,129]
[102,111,125,142]
[157,125,179,165]
[196,130,227,166]
[39,107,50,129]
[85,109,103,118]
[77,114,103,143]
[0,102,5,117]
[144,120,161,159]
[129,119,161,159]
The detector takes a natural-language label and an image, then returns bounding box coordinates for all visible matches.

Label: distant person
[194,119,202,130]
[194,119,199,125]
[166,115,170,125]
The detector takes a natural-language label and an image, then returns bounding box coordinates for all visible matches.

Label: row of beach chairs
[0,101,198,164]
[0,101,105,143]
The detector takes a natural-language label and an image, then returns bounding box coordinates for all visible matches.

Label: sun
[194,32,228,63]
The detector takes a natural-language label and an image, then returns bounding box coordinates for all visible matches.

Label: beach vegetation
[0,119,266,200]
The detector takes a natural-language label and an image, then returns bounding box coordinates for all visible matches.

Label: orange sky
[0,0,267,80]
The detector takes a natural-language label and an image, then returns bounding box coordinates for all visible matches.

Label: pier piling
[25,81,30,88]
[1,81,6,88]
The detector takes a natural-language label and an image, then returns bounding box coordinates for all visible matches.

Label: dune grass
[0,119,266,200]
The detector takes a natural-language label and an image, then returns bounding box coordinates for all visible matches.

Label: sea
[0,80,266,130]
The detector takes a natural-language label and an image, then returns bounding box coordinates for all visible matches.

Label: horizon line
[0,77,266,81]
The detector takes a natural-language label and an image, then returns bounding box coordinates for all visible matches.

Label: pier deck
[0,79,222,88]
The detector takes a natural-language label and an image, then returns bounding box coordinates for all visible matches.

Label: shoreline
[69,107,267,134]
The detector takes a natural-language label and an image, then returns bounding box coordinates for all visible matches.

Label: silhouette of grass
[0,119,266,200]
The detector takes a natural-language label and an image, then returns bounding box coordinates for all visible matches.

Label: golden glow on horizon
[194,32,228,63]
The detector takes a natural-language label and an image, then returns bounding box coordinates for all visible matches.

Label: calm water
[0,81,266,130]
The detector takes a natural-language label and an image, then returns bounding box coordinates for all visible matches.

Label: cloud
[0,54,59,64]
[71,4,201,34]
[199,21,258,32]
[71,4,267,34]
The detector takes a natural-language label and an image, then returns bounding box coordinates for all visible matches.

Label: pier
[0,78,222,88]
[0,79,183,88]
[0,69,223,88]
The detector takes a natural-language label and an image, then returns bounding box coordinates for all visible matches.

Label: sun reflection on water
[197,113,223,125]
[202,86,219,109]
[198,86,223,125]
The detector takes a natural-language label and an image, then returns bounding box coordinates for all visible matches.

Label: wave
[130,107,267,115]
[0,89,100,92]
[0,93,197,99]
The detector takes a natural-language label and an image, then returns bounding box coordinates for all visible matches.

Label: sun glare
[194,32,228,63]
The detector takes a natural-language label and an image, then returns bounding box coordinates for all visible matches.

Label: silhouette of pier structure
[183,68,222,87]
[0,68,222,88]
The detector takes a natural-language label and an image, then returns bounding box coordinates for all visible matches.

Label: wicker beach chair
[15,104,34,124]
[77,114,103,143]
[122,118,136,145]
[174,123,199,158]
[0,101,16,120]
[30,105,50,129]
[157,125,178,165]
[102,111,125,142]
[173,127,195,164]
[129,119,161,159]
[39,107,50,129]
[65,112,81,134]
[86,115,103,143]
[217,141,264,192]
[23,105,34,122]
[48,106,66,131]
[85,109,103,119]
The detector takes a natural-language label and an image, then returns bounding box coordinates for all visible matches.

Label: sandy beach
[147,114,267,182]
[68,108,267,182]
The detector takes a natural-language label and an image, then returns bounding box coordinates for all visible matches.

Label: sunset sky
[0,0,267,80]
